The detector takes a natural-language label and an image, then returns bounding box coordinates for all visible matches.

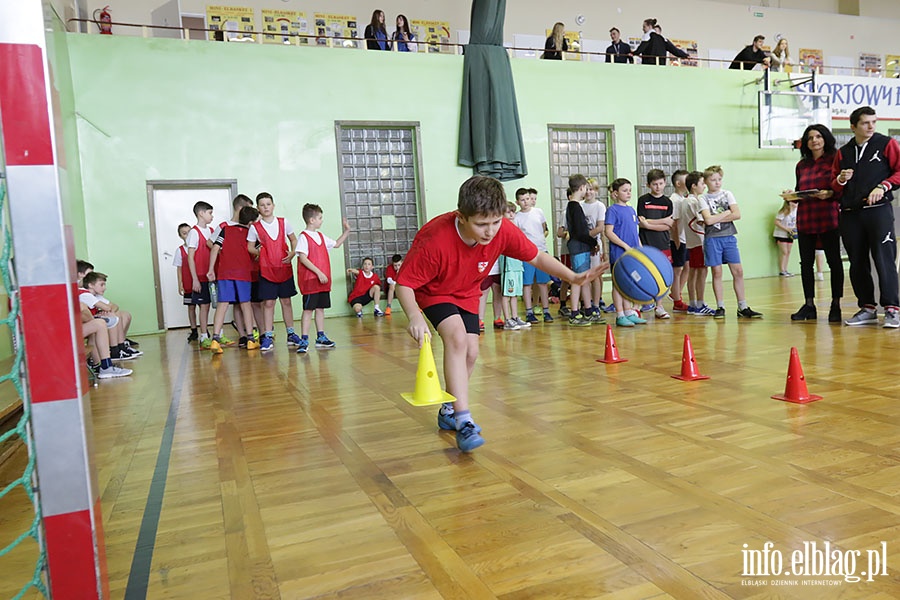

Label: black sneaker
[238,336,248,348]
[187,330,199,342]
[737,307,763,319]
[713,307,726,319]
[125,337,140,347]
[790,304,817,321]
[122,346,143,358]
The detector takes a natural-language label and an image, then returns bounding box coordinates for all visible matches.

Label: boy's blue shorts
[216,279,251,303]
[703,236,741,267]
[522,261,551,285]
[571,252,591,274]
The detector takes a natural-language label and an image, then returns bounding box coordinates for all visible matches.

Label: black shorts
[422,303,480,334]
[774,236,794,244]
[302,291,331,310]
[250,280,261,303]
[183,293,196,306]
[349,293,373,307]
[670,241,688,267]
[191,281,211,305]
[258,275,297,300]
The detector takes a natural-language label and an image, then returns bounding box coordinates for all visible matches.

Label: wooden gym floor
[2,276,900,599]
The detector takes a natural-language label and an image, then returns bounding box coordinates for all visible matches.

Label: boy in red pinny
[295,203,352,354]
[246,192,300,352]
[172,223,199,341]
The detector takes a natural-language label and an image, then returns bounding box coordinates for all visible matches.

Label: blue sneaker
[603,303,617,313]
[525,312,539,324]
[627,313,648,325]
[286,332,301,347]
[616,315,635,327]
[315,334,336,348]
[437,410,482,433]
[456,421,485,452]
[260,336,274,352]
[296,339,309,354]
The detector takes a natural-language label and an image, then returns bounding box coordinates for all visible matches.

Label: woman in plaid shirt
[790,124,844,323]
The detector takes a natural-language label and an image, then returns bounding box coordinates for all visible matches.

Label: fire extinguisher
[94,5,112,35]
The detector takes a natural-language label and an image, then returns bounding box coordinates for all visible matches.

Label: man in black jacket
[729,35,770,70]
[605,27,633,64]
[832,106,900,327]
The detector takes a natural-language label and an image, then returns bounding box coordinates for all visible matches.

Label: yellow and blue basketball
[611,246,674,304]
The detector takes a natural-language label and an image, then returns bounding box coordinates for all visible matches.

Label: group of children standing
[174,193,351,354]
[480,166,764,333]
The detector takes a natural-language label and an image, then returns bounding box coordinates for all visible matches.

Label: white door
[150,183,235,329]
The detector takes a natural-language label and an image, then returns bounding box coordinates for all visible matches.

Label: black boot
[828,303,842,323]
[791,304,817,321]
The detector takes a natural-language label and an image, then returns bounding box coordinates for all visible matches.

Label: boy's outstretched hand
[570,261,609,287]
[406,313,430,348]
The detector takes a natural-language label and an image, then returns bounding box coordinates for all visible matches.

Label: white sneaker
[98,365,132,379]
[654,306,670,319]
[503,319,521,330]
[815,272,825,281]
[513,316,531,328]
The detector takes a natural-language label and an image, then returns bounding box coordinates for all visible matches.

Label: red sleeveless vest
[216,224,252,282]
[298,231,331,294]
[253,218,292,283]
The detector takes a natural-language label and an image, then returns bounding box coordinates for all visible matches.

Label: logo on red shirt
[477,261,489,273]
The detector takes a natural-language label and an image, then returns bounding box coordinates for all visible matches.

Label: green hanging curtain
[457,0,527,181]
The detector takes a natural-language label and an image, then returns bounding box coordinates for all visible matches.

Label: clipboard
[780,190,820,201]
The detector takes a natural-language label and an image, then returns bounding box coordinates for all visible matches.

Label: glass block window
[547,126,615,256]
[335,123,424,293]
[889,129,900,147]
[635,128,695,197]
[833,130,854,149]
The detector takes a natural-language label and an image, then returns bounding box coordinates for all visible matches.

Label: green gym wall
[63,34,844,334]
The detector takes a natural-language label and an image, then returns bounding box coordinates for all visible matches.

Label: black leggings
[796,229,844,300]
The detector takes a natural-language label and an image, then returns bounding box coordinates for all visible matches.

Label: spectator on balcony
[770,37,792,72]
[729,35,771,70]
[635,19,688,66]
[605,27,633,64]
[392,14,418,53]
[541,22,568,60]
[364,10,390,51]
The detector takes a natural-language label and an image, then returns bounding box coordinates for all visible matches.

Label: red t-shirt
[396,212,538,313]
[348,270,382,303]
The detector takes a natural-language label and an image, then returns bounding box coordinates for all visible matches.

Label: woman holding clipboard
[786,124,844,322]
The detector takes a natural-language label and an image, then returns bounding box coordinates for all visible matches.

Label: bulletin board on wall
[261,9,309,45]
[313,13,359,48]
[206,5,255,41]
[859,52,883,74]
[411,20,452,54]
[670,39,698,67]
[798,48,824,74]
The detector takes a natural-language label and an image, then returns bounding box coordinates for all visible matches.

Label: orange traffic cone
[671,334,710,381]
[771,347,822,404]
[596,325,628,364]
[401,336,456,406]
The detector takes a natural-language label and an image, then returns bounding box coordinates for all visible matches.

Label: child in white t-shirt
[513,187,554,323]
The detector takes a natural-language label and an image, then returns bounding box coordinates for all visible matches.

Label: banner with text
[795,74,900,120]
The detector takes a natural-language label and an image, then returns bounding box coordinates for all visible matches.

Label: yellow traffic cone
[401,336,456,406]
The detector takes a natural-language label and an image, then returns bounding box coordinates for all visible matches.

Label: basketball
[611,246,674,304]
